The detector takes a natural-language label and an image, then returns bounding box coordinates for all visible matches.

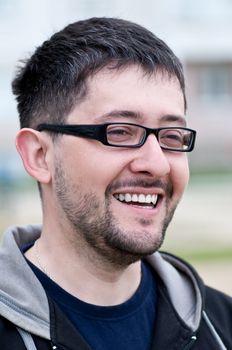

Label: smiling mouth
[113,193,159,209]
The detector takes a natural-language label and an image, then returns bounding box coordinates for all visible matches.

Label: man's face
[52,66,189,266]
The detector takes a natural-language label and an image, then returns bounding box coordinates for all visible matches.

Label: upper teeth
[114,193,158,205]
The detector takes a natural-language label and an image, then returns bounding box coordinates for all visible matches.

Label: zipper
[183,335,197,350]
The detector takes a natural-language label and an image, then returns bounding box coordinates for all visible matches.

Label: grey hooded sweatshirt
[0,225,231,349]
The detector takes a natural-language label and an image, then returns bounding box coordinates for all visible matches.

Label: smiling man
[0,17,231,350]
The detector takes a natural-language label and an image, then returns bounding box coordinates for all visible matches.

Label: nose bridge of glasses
[143,126,160,145]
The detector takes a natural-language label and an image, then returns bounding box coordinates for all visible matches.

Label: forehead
[67,65,185,125]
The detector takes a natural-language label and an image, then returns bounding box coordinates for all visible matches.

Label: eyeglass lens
[106,124,193,150]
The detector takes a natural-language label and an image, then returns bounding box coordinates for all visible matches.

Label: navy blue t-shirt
[28,260,157,350]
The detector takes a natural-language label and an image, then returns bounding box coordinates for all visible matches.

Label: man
[0,17,231,350]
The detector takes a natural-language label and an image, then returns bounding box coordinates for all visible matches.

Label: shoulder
[203,285,232,344]
[0,315,51,350]
[0,315,25,349]
[205,285,232,320]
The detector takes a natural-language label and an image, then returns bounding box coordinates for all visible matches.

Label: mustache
[107,179,173,198]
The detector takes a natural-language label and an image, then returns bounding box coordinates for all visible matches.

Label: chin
[103,230,165,267]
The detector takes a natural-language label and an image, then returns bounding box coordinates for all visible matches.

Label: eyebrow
[95,110,186,127]
[96,110,142,122]
[159,114,187,127]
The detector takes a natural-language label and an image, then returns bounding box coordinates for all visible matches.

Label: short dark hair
[12,17,186,129]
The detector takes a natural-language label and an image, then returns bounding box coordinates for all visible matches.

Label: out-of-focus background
[0,0,231,294]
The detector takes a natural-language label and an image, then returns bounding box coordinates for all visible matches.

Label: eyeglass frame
[37,122,196,152]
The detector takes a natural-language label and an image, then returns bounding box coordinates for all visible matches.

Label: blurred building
[157,0,232,171]
[0,0,232,181]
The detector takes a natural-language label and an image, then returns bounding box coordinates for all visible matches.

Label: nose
[129,134,171,177]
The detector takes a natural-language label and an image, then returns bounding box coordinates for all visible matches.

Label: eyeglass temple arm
[37,123,100,139]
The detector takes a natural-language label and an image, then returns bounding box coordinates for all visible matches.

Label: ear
[16,128,52,184]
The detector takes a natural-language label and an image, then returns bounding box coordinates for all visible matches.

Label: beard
[54,162,178,268]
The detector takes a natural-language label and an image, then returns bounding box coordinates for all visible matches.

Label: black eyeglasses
[37,122,196,152]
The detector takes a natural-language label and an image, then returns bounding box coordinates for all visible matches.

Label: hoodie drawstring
[16,327,37,350]
[203,311,227,350]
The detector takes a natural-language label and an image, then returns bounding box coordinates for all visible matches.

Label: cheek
[61,142,126,189]
[169,156,189,197]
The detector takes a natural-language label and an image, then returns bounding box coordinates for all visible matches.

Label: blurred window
[198,64,232,103]
[187,63,232,105]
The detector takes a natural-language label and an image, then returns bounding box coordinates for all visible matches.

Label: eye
[159,129,185,148]
[106,124,140,145]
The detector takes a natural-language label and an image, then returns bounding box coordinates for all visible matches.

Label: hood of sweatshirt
[0,225,203,340]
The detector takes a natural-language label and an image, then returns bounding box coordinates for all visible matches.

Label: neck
[25,231,142,306]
